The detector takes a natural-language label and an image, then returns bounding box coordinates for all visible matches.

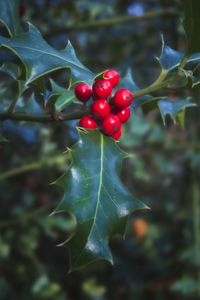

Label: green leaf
[182,0,200,54]
[141,97,167,115]
[56,90,77,111]
[16,94,43,115]
[158,38,183,71]
[50,80,79,111]
[52,130,146,271]
[0,23,94,85]
[141,97,196,127]
[0,62,21,80]
[158,99,196,126]
[0,0,23,36]
[44,81,79,113]
[157,37,200,73]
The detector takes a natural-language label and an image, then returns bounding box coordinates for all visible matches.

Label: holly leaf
[158,99,196,126]
[50,80,79,111]
[158,39,184,71]
[0,0,23,36]
[16,93,43,115]
[44,81,79,113]
[55,90,77,112]
[0,62,21,80]
[157,36,200,73]
[141,97,195,127]
[52,130,146,271]
[0,23,94,85]
[182,0,200,55]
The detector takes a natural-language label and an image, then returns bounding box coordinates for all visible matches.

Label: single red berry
[113,88,133,108]
[112,129,122,140]
[93,79,112,99]
[91,100,110,119]
[79,116,97,129]
[115,107,131,123]
[75,83,92,102]
[103,69,120,87]
[102,114,121,135]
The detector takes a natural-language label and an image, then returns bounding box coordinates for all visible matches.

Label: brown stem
[0,110,88,123]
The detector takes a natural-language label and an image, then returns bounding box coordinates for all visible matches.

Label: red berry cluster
[74,69,133,140]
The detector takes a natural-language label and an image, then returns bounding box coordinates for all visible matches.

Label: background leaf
[158,37,200,72]
[158,38,183,71]
[16,94,43,115]
[158,98,196,126]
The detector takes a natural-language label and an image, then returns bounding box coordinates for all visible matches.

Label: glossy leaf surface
[0,24,94,85]
[50,80,79,111]
[53,130,146,271]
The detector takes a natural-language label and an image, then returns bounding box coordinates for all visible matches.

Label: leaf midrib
[9,44,84,69]
[87,133,104,239]
[72,134,104,266]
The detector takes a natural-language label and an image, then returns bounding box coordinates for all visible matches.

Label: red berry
[103,69,120,87]
[91,100,110,119]
[79,116,97,129]
[113,88,133,108]
[112,129,122,140]
[115,107,131,123]
[102,114,121,136]
[93,79,112,99]
[75,83,92,102]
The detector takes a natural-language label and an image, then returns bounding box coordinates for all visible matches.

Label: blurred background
[1,0,200,299]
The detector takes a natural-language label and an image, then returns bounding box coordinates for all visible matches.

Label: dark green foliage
[53,130,145,270]
[0,0,200,299]
[0,24,94,84]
